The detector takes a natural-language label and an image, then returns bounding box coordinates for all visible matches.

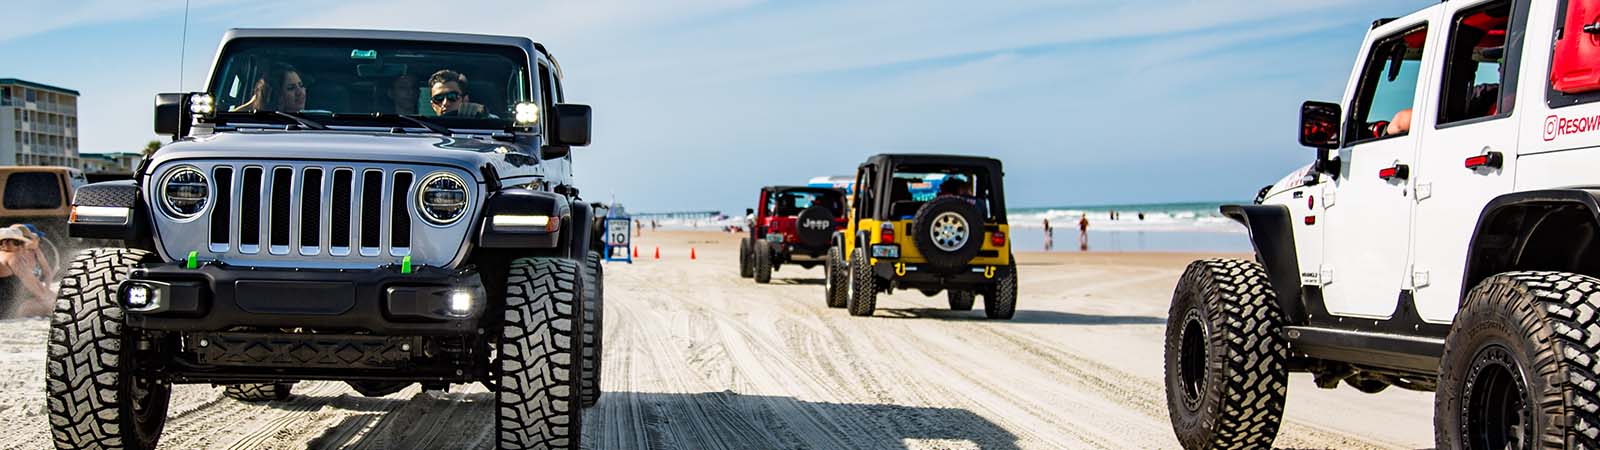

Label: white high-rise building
[0,79,79,167]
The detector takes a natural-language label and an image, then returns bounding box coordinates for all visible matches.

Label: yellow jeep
[825,154,1016,319]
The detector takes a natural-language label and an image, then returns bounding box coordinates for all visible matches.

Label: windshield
[208,38,531,129]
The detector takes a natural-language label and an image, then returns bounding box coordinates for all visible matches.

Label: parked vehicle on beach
[828,154,1015,319]
[51,28,599,450]
[739,186,847,283]
[0,166,85,240]
[1164,1,1600,448]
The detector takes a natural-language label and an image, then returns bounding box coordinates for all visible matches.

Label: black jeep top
[854,154,1006,223]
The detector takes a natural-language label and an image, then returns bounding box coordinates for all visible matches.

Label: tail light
[990,230,1006,247]
[880,222,895,244]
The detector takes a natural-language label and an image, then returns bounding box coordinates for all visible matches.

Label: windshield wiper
[342,113,453,136]
[215,110,329,130]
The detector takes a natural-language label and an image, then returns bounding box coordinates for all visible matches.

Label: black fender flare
[477,188,571,249]
[1461,189,1600,303]
[568,201,594,260]
[1221,204,1306,324]
[69,180,152,241]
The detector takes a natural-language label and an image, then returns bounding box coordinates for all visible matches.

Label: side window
[3,172,64,210]
[1549,0,1600,106]
[1439,0,1522,125]
[536,63,555,134]
[1348,26,1429,143]
[853,168,874,219]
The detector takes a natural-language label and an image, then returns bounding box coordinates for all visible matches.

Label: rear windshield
[768,190,845,217]
[886,165,997,220]
[3,172,62,210]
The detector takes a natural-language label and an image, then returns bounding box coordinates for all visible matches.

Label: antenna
[178,0,191,90]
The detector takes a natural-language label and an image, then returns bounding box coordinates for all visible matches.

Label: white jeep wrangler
[1163,0,1600,448]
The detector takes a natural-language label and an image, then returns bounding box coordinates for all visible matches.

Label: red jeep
[740,186,847,283]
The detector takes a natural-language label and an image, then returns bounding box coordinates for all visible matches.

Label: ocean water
[644,201,1251,253]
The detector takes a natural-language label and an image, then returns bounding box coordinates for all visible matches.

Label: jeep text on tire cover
[1163,1,1600,448]
[57,29,600,450]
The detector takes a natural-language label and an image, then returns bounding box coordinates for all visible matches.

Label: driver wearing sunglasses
[428,69,490,118]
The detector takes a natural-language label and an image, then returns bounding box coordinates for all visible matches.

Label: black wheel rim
[125,335,170,444]
[1177,311,1208,411]
[1462,344,1531,450]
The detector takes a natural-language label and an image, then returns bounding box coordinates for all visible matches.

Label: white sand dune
[0,231,1433,449]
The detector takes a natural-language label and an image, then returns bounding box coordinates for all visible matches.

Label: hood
[148,131,538,183]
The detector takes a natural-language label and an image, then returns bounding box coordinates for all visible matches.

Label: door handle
[1465,151,1503,170]
[1378,164,1409,181]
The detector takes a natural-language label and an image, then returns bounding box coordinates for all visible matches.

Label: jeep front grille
[153,161,475,269]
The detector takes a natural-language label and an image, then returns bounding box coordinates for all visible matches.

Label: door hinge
[1322,188,1336,208]
[1412,268,1430,288]
[1415,182,1432,201]
[1318,266,1334,285]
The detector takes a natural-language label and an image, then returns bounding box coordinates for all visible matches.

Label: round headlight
[418,172,469,225]
[161,166,209,219]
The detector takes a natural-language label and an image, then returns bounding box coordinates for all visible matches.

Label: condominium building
[0,79,80,167]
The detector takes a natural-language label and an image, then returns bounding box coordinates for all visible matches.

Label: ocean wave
[638,203,1245,234]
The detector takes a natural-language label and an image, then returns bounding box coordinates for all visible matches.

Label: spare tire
[911,196,985,272]
[794,206,834,250]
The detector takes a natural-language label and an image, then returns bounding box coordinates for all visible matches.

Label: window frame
[1345,23,1432,147]
[1436,0,1530,130]
[1546,0,1600,108]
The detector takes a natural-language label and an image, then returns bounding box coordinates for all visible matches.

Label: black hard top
[761,185,845,195]
[219,28,558,74]
[860,153,1003,172]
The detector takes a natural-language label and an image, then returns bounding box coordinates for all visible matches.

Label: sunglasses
[430,91,463,104]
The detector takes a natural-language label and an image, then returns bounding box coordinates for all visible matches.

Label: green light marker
[186,251,198,269]
[401,255,412,274]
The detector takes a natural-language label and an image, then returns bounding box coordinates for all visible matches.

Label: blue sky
[1,0,1434,212]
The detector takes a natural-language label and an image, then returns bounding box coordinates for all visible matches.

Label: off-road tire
[947,290,975,311]
[824,246,848,308]
[738,238,754,279]
[1163,258,1286,450]
[794,206,834,249]
[846,248,877,317]
[496,257,584,450]
[982,262,1018,319]
[579,251,605,408]
[910,196,985,272]
[1435,272,1600,450]
[754,241,773,284]
[47,248,172,450]
[224,383,294,402]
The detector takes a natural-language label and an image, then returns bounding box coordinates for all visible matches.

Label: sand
[0,230,1435,449]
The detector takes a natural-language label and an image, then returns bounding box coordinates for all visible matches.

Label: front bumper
[873,260,1012,291]
[121,262,487,335]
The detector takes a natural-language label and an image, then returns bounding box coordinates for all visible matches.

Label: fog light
[447,290,474,317]
[126,284,157,309]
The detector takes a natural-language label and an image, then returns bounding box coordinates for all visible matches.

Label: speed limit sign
[603,217,633,263]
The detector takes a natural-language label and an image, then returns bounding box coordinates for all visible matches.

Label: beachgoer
[1138,212,1145,221]
[0,227,53,317]
[1078,214,1089,251]
[234,62,307,113]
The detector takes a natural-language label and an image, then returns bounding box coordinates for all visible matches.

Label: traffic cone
[654,247,660,259]
[691,248,697,260]
[633,246,639,258]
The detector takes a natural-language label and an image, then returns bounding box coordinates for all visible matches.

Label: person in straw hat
[0,226,52,317]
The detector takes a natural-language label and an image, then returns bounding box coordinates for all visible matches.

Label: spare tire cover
[795,206,835,249]
[911,196,985,272]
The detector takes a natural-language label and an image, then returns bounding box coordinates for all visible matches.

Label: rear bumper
[872,260,1012,291]
[123,262,487,335]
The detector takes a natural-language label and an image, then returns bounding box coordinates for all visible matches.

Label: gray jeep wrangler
[51,29,601,450]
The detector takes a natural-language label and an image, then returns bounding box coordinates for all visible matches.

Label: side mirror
[551,104,591,147]
[1299,101,1341,149]
[154,93,193,139]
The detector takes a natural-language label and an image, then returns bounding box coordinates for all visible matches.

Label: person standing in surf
[1078,214,1089,251]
